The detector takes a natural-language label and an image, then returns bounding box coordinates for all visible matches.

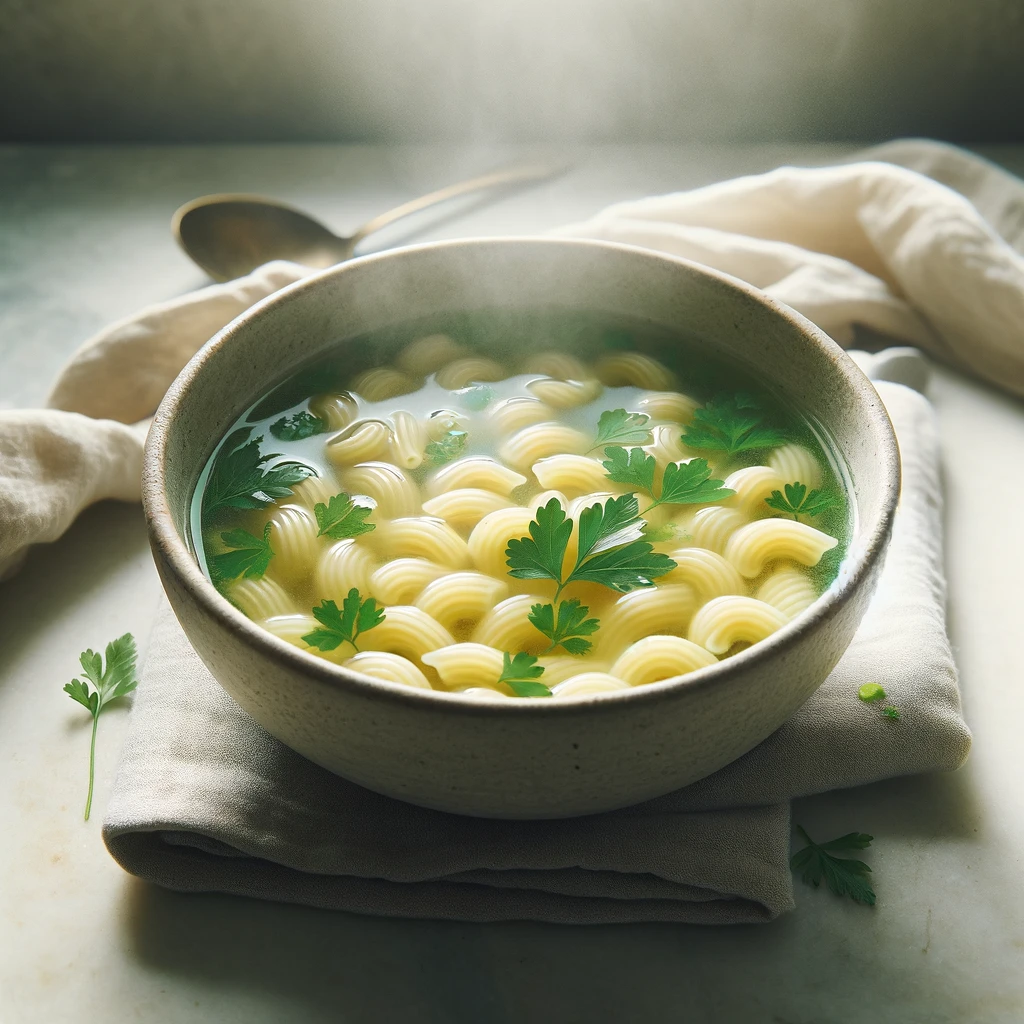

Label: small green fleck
[881,706,901,720]
[858,682,886,703]
[456,385,495,411]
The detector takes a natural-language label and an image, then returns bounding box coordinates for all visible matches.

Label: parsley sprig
[602,448,734,512]
[302,588,385,653]
[588,408,653,451]
[63,634,139,820]
[203,427,314,519]
[210,524,275,583]
[681,394,788,459]
[498,652,551,697]
[790,826,876,906]
[425,430,468,466]
[314,492,376,539]
[765,481,838,520]
[506,495,676,656]
[269,411,327,441]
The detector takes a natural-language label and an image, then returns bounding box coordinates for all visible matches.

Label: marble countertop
[1,143,1022,1024]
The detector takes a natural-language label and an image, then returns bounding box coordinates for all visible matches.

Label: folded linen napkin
[102,374,969,923]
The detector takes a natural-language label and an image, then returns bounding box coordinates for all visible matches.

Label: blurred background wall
[1,0,1022,143]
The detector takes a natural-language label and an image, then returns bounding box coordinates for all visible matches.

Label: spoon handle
[346,163,563,252]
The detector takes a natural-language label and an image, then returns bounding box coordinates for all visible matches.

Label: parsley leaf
[498,651,552,697]
[681,395,788,458]
[566,539,677,593]
[790,825,876,906]
[529,598,601,655]
[505,498,574,586]
[590,408,653,451]
[765,481,838,520]
[302,589,385,653]
[601,448,733,512]
[425,430,469,465]
[203,427,314,519]
[63,633,139,820]
[269,411,327,441]
[210,523,275,583]
[313,492,376,539]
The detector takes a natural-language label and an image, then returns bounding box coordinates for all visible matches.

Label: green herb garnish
[498,651,551,697]
[302,589,385,653]
[210,523,275,583]
[858,682,900,720]
[589,408,652,451]
[313,492,376,539]
[63,633,139,820]
[790,826,876,906]
[529,598,601,655]
[269,411,327,441]
[202,427,314,519]
[681,394,788,459]
[602,448,733,512]
[880,706,901,720]
[456,385,495,411]
[765,481,838,520]
[425,430,468,466]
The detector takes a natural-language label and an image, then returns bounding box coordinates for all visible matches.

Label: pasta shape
[426,457,527,499]
[229,577,297,620]
[688,596,789,655]
[526,377,603,409]
[532,455,611,496]
[388,410,427,470]
[487,396,555,432]
[536,655,610,685]
[265,503,320,586]
[309,392,358,431]
[688,506,749,554]
[551,673,631,698]
[395,334,466,375]
[343,651,433,690]
[472,594,549,653]
[435,357,508,390]
[421,488,515,530]
[261,613,319,647]
[500,422,589,472]
[520,352,589,379]
[768,443,824,490]
[325,420,391,467]
[415,572,510,630]
[288,473,340,513]
[468,506,539,576]
[598,584,700,656]
[644,424,694,469]
[635,390,698,423]
[344,461,420,518]
[316,539,377,600]
[663,547,747,599]
[756,563,819,620]
[595,352,676,390]
[610,635,718,686]
[425,408,469,440]
[369,557,449,604]
[351,367,421,401]
[421,643,504,688]
[724,519,838,578]
[724,466,788,516]
[377,517,473,568]
[358,606,455,663]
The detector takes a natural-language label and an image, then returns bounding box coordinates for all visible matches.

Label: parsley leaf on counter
[498,652,551,697]
[682,394,788,459]
[210,524,275,582]
[64,633,139,820]
[765,481,838,520]
[202,427,314,519]
[302,589,385,653]
[314,492,376,539]
[590,408,653,451]
[790,825,876,906]
[602,448,733,511]
[269,411,327,441]
[425,430,469,466]
[529,598,601,656]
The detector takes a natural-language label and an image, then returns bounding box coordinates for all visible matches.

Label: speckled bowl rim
[143,237,900,718]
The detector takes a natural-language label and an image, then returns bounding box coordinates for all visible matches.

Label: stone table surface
[1,143,1022,1024]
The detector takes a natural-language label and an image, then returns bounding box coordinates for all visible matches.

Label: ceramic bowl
[143,238,899,818]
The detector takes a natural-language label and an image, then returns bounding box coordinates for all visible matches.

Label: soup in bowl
[143,238,899,818]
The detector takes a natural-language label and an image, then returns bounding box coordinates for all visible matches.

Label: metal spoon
[172,163,561,282]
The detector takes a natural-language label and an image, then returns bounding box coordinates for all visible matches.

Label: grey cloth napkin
[103,374,970,924]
